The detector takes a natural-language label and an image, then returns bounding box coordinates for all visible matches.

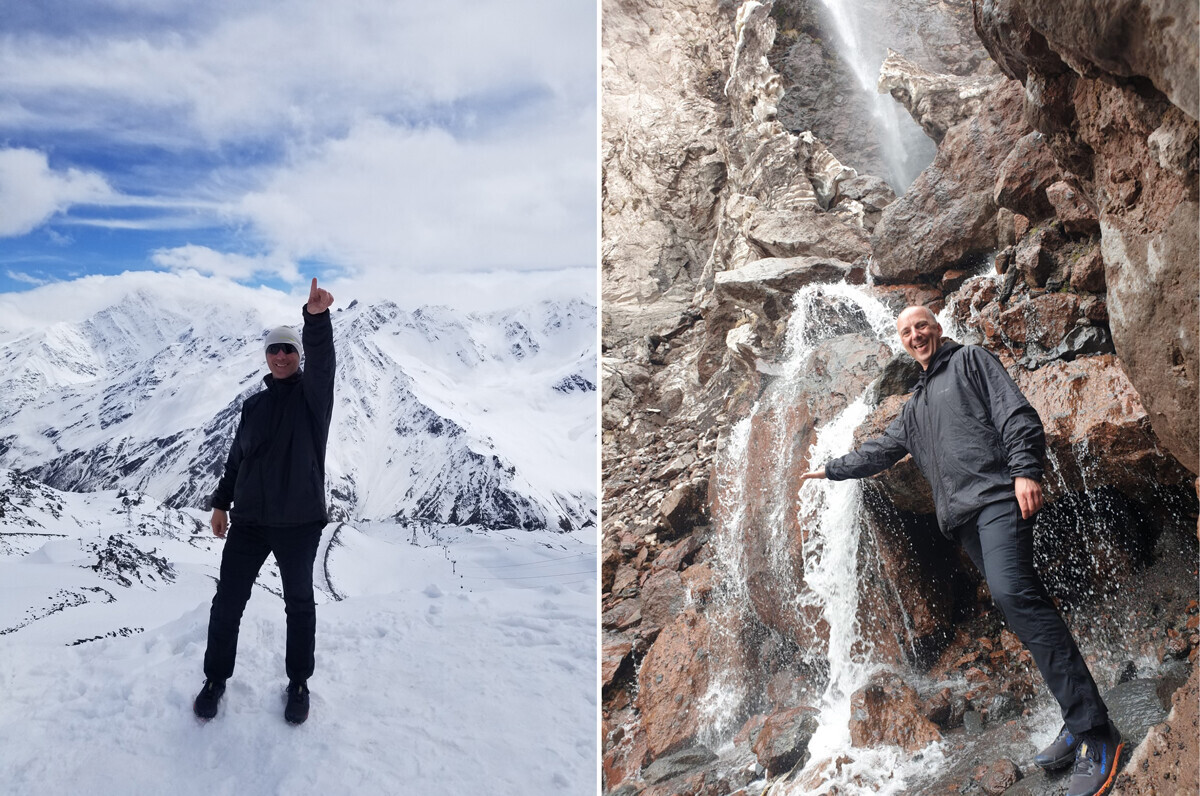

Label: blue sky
[0,0,597,306]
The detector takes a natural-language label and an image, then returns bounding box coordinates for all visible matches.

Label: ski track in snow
[0,486,597,796]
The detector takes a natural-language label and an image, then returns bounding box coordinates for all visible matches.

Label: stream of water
[702,283,957,791]
[816,0,936,192]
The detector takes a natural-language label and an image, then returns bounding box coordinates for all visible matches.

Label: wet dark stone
[867,354,923,405]
[800,292,872,342]
[642,745,718,785]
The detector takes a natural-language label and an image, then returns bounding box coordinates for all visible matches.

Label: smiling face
[266,343,300,380]
[896,306,942,369]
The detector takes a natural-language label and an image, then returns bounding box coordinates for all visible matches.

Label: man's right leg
[203,523,272,681]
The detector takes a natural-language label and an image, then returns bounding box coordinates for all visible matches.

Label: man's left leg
[270,522,324,684]
[975,500,1123,796]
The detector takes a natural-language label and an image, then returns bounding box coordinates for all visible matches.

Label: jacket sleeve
[209,409,246,511]
[966,346,1045,482]
[824,412,910,481]
[301,304,336,423]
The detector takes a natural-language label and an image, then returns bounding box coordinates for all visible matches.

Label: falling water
[702,283,952,790]
[817,0,936,192]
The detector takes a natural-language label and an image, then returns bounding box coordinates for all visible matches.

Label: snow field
[0,494,597,796]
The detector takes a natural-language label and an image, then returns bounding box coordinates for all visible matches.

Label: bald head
[896,305,942,369]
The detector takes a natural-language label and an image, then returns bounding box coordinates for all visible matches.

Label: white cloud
[0,0,595,147]
[151,244,299,283]
[237,115,595,272]
[4,269,51,287]
[0,148,114,237]
[0,0,597,288]
[0,269,297,332]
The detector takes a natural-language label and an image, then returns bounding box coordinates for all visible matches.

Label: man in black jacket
[193,277,335,725]
[800,305,1122,796]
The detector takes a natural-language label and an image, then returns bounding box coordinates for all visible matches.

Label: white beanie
[264,326,303,358]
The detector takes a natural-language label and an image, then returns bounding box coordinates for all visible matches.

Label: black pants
[203,521,324,683]
[955,499,1108,734]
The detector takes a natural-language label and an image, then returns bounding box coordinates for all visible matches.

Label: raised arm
[302,277,336,421]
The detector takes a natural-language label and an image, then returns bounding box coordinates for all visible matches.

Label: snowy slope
[0,469,597,795]
[0,271,597,532]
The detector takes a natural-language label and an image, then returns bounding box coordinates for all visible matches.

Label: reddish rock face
[603,639,634,689]
[641,569,688,640]
[993,131,1059,219]
[1015,356,1193,497]
[848,671,943,751]
[973,0,1199,476]
[602,711,649,793]
[1046,180,1099,235]
[871,80,1029,283]
[635,609,723,757]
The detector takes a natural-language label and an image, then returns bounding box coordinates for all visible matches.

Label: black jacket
[210,306,336,526]
[824,340,1044,536]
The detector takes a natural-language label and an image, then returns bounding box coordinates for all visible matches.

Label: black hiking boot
[284,681,310,725]
[1035,724,1079,771]
[193,679,226,720]
[1066,721,1124,796]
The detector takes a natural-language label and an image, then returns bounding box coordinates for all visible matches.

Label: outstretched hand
[799,467,826,484]
[307,277,334,314]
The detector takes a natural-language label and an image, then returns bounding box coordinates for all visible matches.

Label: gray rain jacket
[823,340,1045,537]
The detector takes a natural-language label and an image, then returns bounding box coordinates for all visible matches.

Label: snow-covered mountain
[0,273,596,532]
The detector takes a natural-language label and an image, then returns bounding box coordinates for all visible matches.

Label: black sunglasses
[266,343,297,356]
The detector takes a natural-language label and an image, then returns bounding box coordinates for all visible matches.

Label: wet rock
[848,671,943,752]
[1046,181,1099,236]
[1024,325,1112,369]
[603,639,634,688]
[751,705,819,777]
[981,757,1022,795]
[872,80,1029,283]
[642,745,718,785]
[993,132,1058,220]
[603,714,649,793]
[641,569,687,639]
[713,256,858,322]
[866,354,922,406]
[636,609,723,757]
[1113,666,1199,795]
[1015,356,1194,498]
[659,480,708,539]
[923,687,968,731]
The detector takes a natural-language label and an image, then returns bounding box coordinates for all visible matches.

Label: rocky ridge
[602,0,1197,793]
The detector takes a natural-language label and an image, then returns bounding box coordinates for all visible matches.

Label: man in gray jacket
[800,305,1122,796]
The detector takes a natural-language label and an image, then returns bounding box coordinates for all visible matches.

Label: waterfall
[701,282,953,792]
[817,0,936,192]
